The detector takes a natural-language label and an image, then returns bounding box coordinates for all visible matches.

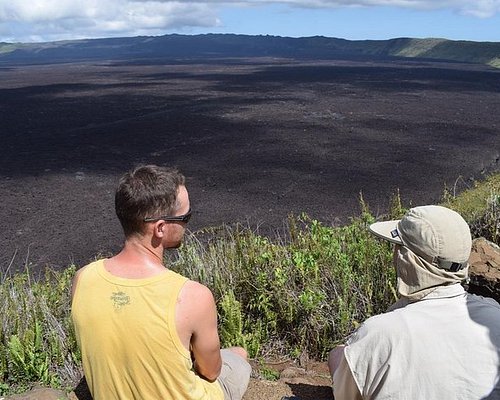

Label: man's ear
[153,220,166,238]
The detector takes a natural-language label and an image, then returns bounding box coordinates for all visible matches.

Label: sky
[0,1,499,44]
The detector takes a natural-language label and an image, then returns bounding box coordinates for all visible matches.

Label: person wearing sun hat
[328,205,500,400]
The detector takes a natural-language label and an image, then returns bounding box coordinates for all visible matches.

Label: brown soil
[5,360,333,400]
[68,360,333,400]
[244,360,333,400]
[1,57,499,272]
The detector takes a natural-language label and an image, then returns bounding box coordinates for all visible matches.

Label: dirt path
[243,361,334,400]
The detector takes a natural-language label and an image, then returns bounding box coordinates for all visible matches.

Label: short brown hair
[115,165,185,236]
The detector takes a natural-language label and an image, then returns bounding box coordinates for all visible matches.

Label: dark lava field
[1,57,499,270]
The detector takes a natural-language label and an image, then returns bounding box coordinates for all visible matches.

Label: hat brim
[369,220,403,245]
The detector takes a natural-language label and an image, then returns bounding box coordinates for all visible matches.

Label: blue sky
[0,1,499,44]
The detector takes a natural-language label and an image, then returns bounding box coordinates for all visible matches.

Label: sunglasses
[143,207,192,223]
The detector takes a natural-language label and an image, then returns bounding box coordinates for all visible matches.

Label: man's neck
[105,236,167,279]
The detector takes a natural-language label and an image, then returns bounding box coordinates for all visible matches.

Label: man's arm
[176,281,222,382]
[329,345,363,400]
[333,351,363,400]
[328,345,345,375]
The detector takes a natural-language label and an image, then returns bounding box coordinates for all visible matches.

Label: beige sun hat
[369,205,472,271]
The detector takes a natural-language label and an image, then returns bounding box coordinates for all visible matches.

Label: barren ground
[1,56,499,272]
[6,360,334,400]
[1,56,499,400]
[69,360,334,400]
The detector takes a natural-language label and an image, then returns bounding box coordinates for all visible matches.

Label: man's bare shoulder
[179,280,216,306]
[175,279,218,347]
[176,280,218,328]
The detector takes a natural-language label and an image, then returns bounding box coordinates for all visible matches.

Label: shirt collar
[422,283,466,300]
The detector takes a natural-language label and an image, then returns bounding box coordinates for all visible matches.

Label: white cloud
[457,0,500,17]
[0,0,498,42]
[229,0,500,16]
[0,0,220,42]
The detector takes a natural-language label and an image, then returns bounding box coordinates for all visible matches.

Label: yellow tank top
[71,259,224,400]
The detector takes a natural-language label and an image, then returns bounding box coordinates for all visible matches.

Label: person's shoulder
[178,280,216,310]
[362,308,406,328]
[466,292,500,325]
[71,259,104,298]
[467,293,500,309]
[73,258,104,280]
[181,279,213,296]
[345,311,405,366]
[348,309,408,344]
[165,268,190,285]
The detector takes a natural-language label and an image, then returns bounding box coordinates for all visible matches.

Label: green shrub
[441,173,500,245]
[0,266,80,394]
[170,208,396,359]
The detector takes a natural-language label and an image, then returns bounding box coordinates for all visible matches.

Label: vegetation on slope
[0,173,498,394]
[390,38,500,68]
[1,34,499,68]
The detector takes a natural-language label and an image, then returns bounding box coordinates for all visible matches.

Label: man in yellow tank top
[71,165,251,400]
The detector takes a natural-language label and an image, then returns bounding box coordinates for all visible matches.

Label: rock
[280,367,307,379]
[467,238,500,303]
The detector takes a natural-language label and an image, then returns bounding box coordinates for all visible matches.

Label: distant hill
[0,34,499,68]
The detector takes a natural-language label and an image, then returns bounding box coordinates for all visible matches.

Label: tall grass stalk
[0,266,80,394]
[442,173,500,245]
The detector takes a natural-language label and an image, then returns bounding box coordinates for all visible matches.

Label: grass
[441,174,500,244]
[0,266,80,394]
[169,211,396,360]
[0,172,498,394]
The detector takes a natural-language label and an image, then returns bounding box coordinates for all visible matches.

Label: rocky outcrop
[467,238,500,303]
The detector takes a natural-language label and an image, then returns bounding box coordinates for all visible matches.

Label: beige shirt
[334,284,500,400]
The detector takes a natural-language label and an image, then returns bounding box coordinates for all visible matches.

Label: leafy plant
[257,363,280,381]
[0,266,79,394]
[7,321,58,386]
[171,202,397,359]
